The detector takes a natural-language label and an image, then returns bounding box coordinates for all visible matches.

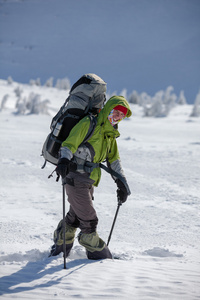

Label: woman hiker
[50,95,132,259]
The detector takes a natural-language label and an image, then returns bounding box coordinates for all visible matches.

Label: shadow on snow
[0,254,97,296]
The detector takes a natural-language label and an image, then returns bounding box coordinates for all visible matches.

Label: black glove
[56,158,70,179]
[116,179,128,203]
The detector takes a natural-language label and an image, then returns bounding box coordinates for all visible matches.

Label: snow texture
[0,80,200,299]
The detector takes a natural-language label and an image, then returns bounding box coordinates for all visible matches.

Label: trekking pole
[62,178,67,269]
[107,198,122,247]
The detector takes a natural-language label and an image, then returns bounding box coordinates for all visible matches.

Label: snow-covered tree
[128,90,140,104]
[44,77,54,87]
[142,86,177,117]
[163,86,173,102]
[163,86,177,106]
[28,94,50,115]
[143,97,165,118]
[7,76,13,85]
[39,99,51,114]
[55,77,71,90]
[14,92,50,115]
[29,94,42,114]
[162,86,177,115]
[177,90,187,105]
[29,78,41,86]
[139,92,152,107]
[0,94,9,111]
[35,78,41,86]
[14,86,23,98]
[15,97,27,115]
[190,91,200,117]
[25,92,34,111]
[29,79,35,86]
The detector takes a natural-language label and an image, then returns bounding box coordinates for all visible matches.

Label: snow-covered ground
[0,80,200,299]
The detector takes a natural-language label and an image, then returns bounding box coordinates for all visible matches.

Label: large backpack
[41,73,107,168]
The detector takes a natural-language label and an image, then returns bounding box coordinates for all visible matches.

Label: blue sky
[0,0,199,103]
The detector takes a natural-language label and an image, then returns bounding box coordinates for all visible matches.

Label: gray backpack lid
[67,73,107,110]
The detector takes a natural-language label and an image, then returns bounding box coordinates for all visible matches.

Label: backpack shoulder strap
[82,114,97,144]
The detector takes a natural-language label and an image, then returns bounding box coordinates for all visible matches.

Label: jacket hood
[98,96,132,124]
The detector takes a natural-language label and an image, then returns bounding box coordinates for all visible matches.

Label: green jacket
[62,96,132,186]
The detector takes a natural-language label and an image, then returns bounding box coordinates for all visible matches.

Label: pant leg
[66,205,80,228]
[65,177,112,259]
[53,220,77,246]
[50,220,77,257]
[65,179,98,233]
[78,231,112,260]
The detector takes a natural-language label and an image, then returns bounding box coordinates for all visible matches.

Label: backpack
[41,73,107,168]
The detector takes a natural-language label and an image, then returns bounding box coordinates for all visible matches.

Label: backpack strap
[81,114,97,144]
[84,97,92,115]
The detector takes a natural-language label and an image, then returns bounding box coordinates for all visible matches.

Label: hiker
[50,95,132,259]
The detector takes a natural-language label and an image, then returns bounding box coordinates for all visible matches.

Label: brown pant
[54,175,112,259]
[65,177,98,234]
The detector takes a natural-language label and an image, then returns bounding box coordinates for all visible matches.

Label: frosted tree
[128,90,140,104]
[190,91,200,117]
[15,97,27,115]
[14,86,23,98]
[35,78,41,86]
[29,79,35,86]
[27,93,50,115]
[29,78,41,86]
[26,92,35,111]
[45,77,54,87]
[163,86,177,114]
[7,76,13,85]
[163,86,177,104]
[142,87,177,117]
[21,92,39,114]
[0,94,9,111]
[55,77,71,90]
[139,92,152,107]
[177,90,187,105]
[164,94,177,115]
[39,99,51,114]
[29,94,42,114]
[163,86,174,103]
[14,92,50,115]
[143,93,165,117]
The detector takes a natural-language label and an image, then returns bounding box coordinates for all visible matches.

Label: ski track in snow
[0,80,200,299]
